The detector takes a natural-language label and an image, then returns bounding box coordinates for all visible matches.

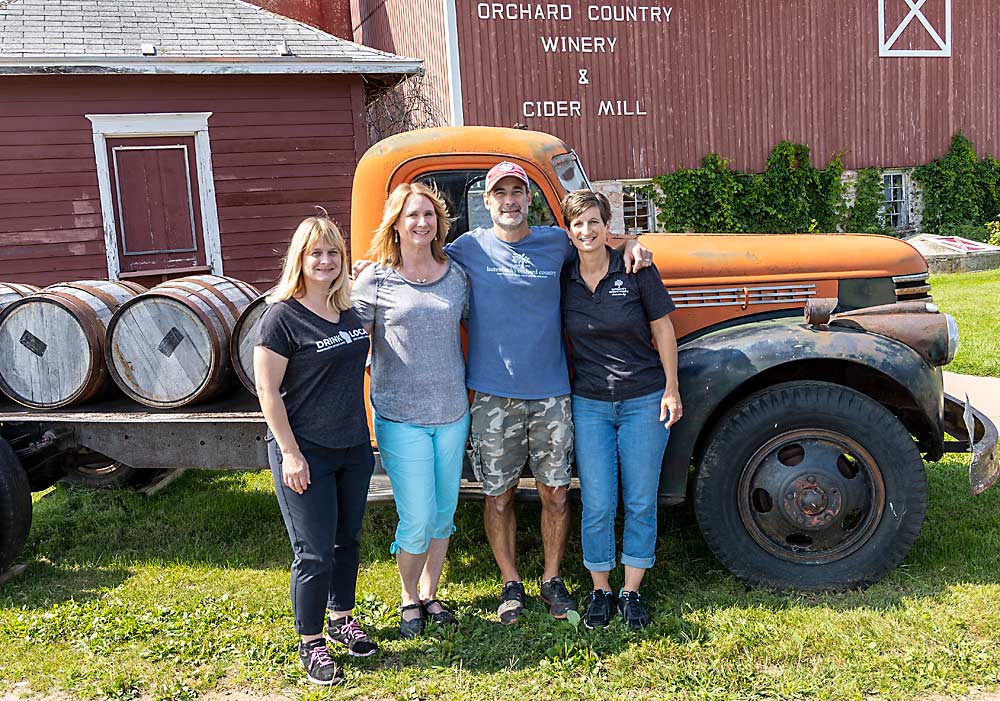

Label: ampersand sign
[578,69,589,85]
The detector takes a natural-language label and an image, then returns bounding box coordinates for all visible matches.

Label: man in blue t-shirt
[445,161,652,624]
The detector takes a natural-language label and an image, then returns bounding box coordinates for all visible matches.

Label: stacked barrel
[0,275,268,409]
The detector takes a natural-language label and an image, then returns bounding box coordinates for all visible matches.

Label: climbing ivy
[649,141,846,234]
[845,168,889,235]
[913,134,1000,238]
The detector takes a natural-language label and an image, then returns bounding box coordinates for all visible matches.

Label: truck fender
[660,316,943,500]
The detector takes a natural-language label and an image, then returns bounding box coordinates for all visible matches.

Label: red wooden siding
[244,0,353,39]
[0,74,367,289]
[454,0,1000,179]
[352,0,452,125]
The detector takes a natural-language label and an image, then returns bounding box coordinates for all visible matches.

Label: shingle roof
[0,0,421,74]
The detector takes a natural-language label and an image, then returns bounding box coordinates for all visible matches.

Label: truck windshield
[552,152,591,193]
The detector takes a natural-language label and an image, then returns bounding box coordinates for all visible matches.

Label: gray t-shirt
[352,261,469,425]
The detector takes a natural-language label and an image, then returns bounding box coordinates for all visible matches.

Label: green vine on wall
[912,134,1000,240]
[649,142,853,234]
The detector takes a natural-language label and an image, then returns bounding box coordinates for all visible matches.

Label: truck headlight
[944,313,960,365]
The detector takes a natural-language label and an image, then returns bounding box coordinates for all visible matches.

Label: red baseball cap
[485,161,530,193]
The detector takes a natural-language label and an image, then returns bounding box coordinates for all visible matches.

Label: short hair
[369,182,452,267]
[267,212,352,312]
[561,189,611,226]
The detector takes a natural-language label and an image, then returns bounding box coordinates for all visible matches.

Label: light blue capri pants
[373,410,471,555]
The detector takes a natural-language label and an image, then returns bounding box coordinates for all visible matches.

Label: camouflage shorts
[467,392,573,497]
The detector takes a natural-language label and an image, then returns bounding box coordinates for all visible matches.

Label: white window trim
[882,170,909,230]
[86,112,222,280]
[621,179,657,235]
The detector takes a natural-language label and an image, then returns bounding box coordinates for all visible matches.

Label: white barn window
[622,182,656,234]
[882,172,908,230]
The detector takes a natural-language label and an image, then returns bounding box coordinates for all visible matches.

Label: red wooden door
[106,136,207,277]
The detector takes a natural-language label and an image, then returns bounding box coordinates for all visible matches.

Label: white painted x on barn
[878,0,952,57]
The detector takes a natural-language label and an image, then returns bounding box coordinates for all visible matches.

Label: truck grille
[892,272,932,301]
[672,284,816,308]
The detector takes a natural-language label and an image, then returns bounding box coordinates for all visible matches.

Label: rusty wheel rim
[737,429,885,564]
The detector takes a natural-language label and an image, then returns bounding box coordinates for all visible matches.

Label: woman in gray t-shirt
[352,182,470,639]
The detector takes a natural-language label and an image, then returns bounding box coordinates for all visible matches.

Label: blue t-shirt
[445,226,574,399]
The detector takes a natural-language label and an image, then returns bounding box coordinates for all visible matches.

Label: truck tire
[693,381,928,591]
[0,438,32,574]
[62,460,168,490]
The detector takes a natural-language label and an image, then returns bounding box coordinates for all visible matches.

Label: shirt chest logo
[485,249,558,280]
[315,328,368,353]
[608,279,629,298]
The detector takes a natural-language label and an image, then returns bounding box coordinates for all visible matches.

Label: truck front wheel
[0,438,31,574]
[693,381,928,591]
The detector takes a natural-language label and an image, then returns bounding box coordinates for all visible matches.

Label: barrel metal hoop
[175,277,242,324]
[55,282,123,318]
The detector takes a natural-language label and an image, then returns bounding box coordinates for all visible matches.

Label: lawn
[2,269,998,700]
[4,456,1000,701]
[931,269,1000,378]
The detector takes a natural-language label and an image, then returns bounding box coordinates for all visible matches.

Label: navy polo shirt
[561,247,676,401]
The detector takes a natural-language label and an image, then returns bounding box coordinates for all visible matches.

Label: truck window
[552,152,592,192]
[416,170,557,242]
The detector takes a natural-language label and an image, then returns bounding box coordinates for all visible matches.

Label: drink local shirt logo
[315,328,368,353]
[486,251,559,280]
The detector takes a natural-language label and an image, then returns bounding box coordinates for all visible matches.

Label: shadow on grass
[4,455,998,617]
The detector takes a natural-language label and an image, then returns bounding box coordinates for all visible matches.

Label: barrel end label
[158,327,185,357]
[19,330,47,357]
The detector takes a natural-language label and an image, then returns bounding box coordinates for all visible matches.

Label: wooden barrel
[0,283,40,313]
[106,274,260,408]
[0,281,146,408]
[230,293,270,395]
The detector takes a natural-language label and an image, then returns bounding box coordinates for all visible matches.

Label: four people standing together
[256,163,681,685]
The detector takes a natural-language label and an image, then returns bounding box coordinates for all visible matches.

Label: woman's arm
[254,346,311,494]
[649,315,683,429]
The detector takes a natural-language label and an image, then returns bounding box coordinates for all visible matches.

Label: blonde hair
[267,213,352,312]
[369,182,451,267]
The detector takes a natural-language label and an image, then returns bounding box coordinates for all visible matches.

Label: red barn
[0,0,419,289]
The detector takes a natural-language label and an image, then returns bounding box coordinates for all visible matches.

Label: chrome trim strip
[892,272,930,283]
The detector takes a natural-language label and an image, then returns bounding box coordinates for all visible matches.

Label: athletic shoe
[298,638,343,685]
[327,615,378,657]
[617,590,651,631]
[497,580,526,624]
[540,577,577,619]
[583,589,616,629]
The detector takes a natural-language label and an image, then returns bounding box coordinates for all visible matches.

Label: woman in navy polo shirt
[559,190,682,631]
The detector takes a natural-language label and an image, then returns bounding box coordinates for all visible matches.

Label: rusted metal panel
[242,0,354,40]
[454,0,999,179]
[0,74,364,289]
[352,0,452,124]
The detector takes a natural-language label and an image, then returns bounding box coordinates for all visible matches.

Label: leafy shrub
[845,168,889,234]
[913,134,1000,234]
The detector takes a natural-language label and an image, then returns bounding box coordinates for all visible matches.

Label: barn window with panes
[623,183,656,234]
[882,172,908,230]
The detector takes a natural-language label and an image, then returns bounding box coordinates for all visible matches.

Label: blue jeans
[572,390,670,571]
[373,411,471,555]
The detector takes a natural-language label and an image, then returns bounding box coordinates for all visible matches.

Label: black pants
[269,438,375,635]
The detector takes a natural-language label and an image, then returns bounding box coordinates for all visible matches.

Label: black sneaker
[617,590,651,631]
[327,615,378,657]
[497,580,526,624]
[583,589,616,629]
[298,638,344,686]
[540,577,578,619]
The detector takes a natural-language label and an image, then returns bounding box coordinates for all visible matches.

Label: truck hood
[642,233,928,286]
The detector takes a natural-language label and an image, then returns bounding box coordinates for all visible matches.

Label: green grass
[930,269,1000,378]
[4,459,1000,700]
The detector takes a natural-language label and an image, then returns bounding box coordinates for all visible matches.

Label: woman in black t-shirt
[559,191,682,633]
[254,213,376,686]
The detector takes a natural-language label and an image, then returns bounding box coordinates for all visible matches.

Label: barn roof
[0,0,422,75]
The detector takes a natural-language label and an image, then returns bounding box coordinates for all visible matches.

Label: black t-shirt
[256,298,370,449]
[561,247,676,401]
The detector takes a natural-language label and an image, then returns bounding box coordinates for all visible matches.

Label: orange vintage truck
[0,126,996,592]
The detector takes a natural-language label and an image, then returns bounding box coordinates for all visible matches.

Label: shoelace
[339,618,368,643]
[309,643,334,668]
